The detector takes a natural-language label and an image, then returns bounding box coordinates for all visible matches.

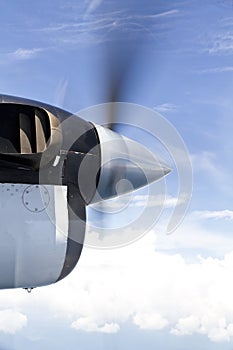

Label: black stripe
[56,183,86,282]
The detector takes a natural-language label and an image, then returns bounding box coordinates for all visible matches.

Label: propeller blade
[104,23,143,130]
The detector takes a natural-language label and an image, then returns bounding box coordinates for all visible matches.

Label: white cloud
[146,9,180,19]
[171,315,201,336]
[85,0,103,16]
[192,210,233,221]
[191,151,217,173]
[38,7,180,46]
[153,103,178,113]
[191,151,233,196]
[134,194,185,209]
[71,317,119,333]
[133,313,168,330]
[54,78,68,106]
[208,33,233,55]
[10,48,42,60]
[198,66,233,74]
[90,194,181,213]
[87,193,186,248]
[1,211,233,342]
[59,245,233,342]
[191,151,227,185]
[154,209,233,256]
[0,309,27,334]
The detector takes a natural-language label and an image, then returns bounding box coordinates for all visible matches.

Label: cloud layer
[0,310,27,334]
[1,212,233,343]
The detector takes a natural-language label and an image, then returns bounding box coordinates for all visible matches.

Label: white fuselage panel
[0,184,69,289]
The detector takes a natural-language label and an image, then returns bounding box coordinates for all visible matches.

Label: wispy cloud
[90,194,181,213]
[204,15,233,56]
[153,103,178,113]
[208,33,233,55]
[144,9,180,19]
[198,12,233,56]
[85,0,104,16]
[9,48,43,60]
[54,78,69,106]
[37,8,180,46]
[192,210,233,221]
[191,151,223,183]
[197,66,233,74]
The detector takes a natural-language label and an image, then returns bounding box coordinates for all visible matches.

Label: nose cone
[91,125,171,203]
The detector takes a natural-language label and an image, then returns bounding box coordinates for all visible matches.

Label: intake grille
[0,104,50,154]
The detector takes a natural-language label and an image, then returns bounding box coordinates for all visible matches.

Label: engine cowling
[0,94,171,289]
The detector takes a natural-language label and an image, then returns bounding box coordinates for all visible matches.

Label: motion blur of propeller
[104,30,143,130]
[91,20,149,223]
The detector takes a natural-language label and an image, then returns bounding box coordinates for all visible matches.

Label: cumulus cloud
[71,317,119,333]
[171,315,201,336]
[133,313,168,330]
[1,211,233,342]
[0,309,27,334]
[43,243,233,343]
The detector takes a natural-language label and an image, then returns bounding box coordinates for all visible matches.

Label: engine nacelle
[0,94,171,289]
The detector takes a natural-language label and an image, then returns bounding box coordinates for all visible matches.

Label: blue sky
[1,0,233,349]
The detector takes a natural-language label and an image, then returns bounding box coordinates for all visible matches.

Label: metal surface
[92,124,171,203]
[0,184,68,288]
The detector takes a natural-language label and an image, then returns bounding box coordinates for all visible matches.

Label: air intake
[0,103,62,170]
[0,104,50,154]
